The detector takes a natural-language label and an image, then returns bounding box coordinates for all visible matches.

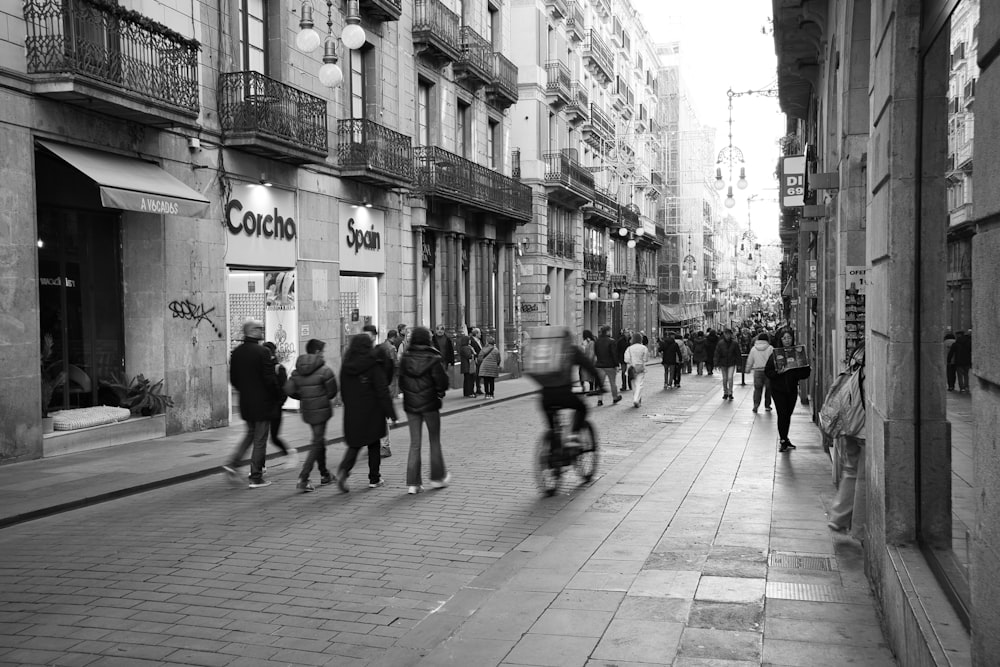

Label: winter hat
[409,326,432,347]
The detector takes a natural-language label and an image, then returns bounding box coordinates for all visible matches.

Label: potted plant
[102,372,175,416]
[40,333,66,422]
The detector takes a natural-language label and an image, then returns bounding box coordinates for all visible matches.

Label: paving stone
[764,617,889,647]
[505,633,600,666]
[451,590,555,640]
[696,576,765,603]
[549,590,625,612]
[529,608,614,637]
[688,600,764,632]
[627,569,701,598]
[591,619,683,663]
[419,636,513,666]
[678,627,762,662]
[615,596,691,623]
[762,638,897,666]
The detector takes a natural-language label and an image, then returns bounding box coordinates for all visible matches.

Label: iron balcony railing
[24,0,200,114]
[456,25,492,85]
[547,231,575,258]
[487,52,518,108]
[219,71,328,153]
[545,60,571,103]
[358,0,402,21]
[414,145,532,222]
[583,103,613,147]
[582,30,613,83]
[412,0,460,61]
[620,204,640,230]
[566,2,586,41]
[584,186,619,223]
[543,149,595,195]
[337,118,413,183]
[584,252,608,274]
[566,82,589,120]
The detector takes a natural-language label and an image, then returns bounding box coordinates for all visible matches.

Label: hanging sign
[781,155,807,208]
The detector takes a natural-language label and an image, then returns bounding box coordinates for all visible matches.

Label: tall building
[3,0,531,458]
[508,0,664,342]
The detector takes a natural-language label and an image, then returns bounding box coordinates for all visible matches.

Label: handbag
[380,432,392,458]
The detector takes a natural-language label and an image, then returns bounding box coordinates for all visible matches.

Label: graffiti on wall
[169,299,224,338]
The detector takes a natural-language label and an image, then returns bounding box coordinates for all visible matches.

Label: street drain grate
[768,552,836,570]
[765,582,855,603]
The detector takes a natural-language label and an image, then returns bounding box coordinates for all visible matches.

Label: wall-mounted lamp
[588,291,598,300]
[259,173,273,187]
[611,291,621,300]
[618,227,628,237]
[627,239,637,249]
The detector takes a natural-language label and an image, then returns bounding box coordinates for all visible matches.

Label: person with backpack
[262,341,298,469]
[529,327,601,450]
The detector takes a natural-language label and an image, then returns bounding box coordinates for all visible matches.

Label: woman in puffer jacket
[398,326,451,495]
[284,339,338,491]
[744,333,773,413]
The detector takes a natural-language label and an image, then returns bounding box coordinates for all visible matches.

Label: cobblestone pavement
[0,368,896,666]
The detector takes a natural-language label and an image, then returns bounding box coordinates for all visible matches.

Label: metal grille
[768,552,836,570]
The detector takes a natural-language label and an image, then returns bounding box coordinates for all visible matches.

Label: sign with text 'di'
[781,155,807,208]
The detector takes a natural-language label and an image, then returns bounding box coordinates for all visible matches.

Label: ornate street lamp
[295,0,367,88]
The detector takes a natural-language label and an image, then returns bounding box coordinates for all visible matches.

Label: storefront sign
[781,155,807,208]
[339,204,385,273]
[224,184,297,267]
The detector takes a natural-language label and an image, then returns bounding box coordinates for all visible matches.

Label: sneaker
[765,406,772,412]
[597,399,604,406]
[320,473,334,485]
[336,475,349,493]
[784,440,797,450]
[296,480,315,493]
[778,442,789,453]
[752,406,758,413]
[429,473,451,490]
[248,479,272,489]
[369,479,385,488]
[613,396,623,404]
[407,485,422,494]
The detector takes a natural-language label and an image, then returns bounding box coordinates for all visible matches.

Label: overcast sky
[631,0,784,240]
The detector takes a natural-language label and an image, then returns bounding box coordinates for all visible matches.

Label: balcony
[23,0,200,127]
[219,71,328,163]
[964,78,976,108]
[614,76,634,118]
[619,203,640,231]
[584,251,608,281]
[545,61,572,107]
[566,82,589,123]
[413,0,460,63]
[545,0,569,19]
[543,148,594,207]
[454,26,492,87]
[336,118,413,188]
[592,0,611,18]
[566,3,586,41]
[486,53,518,109]
[414,146,532,223]
[358,0,402,21]
[582,30,614,84]
[582,103,613,150]
[583,186,619,226]
[547,231,576,259]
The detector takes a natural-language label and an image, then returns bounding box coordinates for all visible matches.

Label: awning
[659,303,702,323]
[38,140,210,217]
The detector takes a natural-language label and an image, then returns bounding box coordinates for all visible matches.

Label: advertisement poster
[264,270,299,410]
[773,345,810,373]
[845,266,867,357]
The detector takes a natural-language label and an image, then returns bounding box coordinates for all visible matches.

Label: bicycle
[535,390,600,496]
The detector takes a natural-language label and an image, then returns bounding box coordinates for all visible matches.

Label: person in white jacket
[743,333,774,413]
[624,332,650,408]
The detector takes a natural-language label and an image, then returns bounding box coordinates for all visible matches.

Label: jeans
[772,390,797,440]
[594,367,620,400]
[269,413,290,455]
[630,370,645,406]
[406,410,446,486]
[696,361,705,375]
[956,365,970,391]
[229,420,269,482]
[752,370,772,409]
[338,441,381,484]
[299,421,331,481]
[720,366,736,396]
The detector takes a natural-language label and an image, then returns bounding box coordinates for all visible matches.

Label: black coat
[284,354,338,425]
[616,335,630,363]
[950,335,972,366]
[714,338,743,367]
[230,340,278,421]
[399,344,450,414]
[594,334,618,368]
[660,338,681,365]
[340,353,397,448]
[432,333,455,365]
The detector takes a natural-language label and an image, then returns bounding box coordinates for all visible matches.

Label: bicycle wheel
[573,421,599,483]
[536,431,561,497]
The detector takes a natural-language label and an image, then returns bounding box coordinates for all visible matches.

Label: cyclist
[530,327,602,452]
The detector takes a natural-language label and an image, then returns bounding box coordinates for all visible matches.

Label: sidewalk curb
[0,387,540,531]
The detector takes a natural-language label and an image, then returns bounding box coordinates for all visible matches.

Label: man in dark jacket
[538,327,601,453]
[469,327,484,397]
[705,329,719,375]
[714,328,743,400]
[336,333,397,492]
[431,325,456,371]
[594,325,623,406]
[950,329,972,392]
[399,326,451,495]
[284,338,339,492]
[616,330,632,391]
[225,319,279,489]
[659,334,682,389]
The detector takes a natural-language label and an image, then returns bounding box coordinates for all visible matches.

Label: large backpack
[523,326,573,387]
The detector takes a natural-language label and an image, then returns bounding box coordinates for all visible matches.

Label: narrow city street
[0,369,896,666]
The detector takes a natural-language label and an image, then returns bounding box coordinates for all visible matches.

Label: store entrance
[340,275,379,341]
[37,207,125,414]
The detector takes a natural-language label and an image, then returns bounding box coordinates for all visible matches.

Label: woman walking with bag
[477,335,502,399]
[335,334,397,492]
[624,332,649,408]
[399,326,451,494]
